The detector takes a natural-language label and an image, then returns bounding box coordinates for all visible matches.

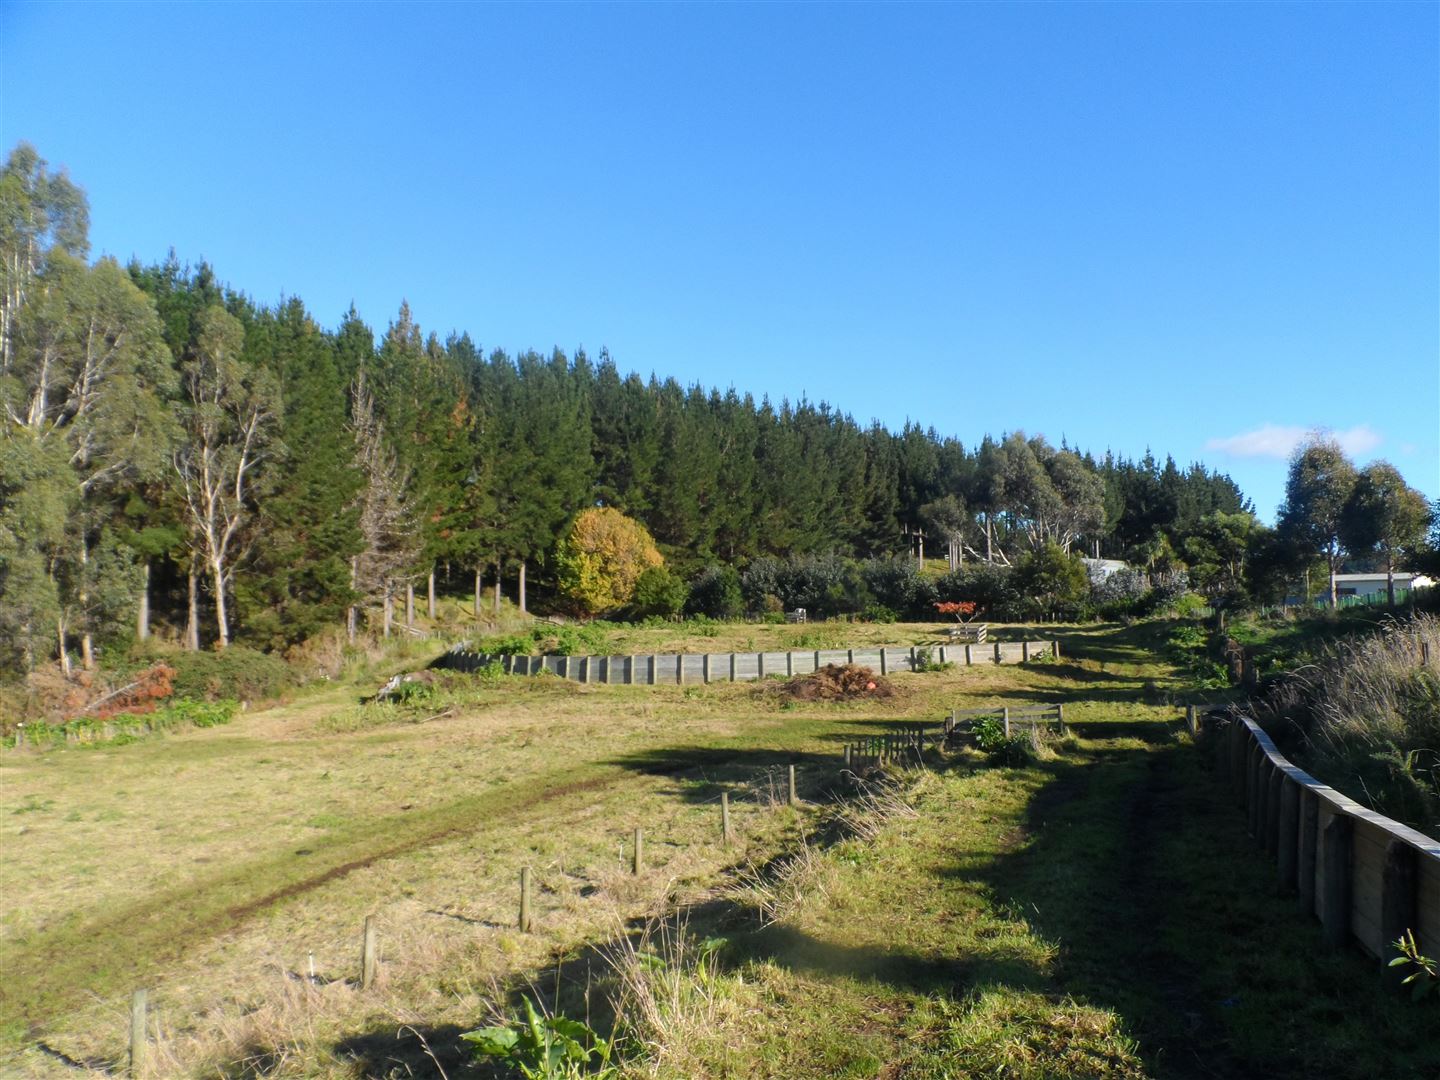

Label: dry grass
[1291,613,1440,835]
[1,618,1080,1077]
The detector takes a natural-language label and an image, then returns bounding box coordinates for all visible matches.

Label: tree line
[2,143,1431,672]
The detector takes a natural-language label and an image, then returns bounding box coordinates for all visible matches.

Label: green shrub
[629,565,689,620]
[860,557,937,618]
[862,603,899,624]
[473,622,613,658]
[472,660,506,683]
[686,565,744,620]
[937,563,1022,621]
[462,997,617,1079]
[972,714,1038,765]
[388,680,437,705]
[912,646,953,673]
[168,647,294,702]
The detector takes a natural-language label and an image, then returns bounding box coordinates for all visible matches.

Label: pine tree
[237,298,363,646]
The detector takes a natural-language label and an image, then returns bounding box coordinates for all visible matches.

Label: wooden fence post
[879,648,888,675]
[788,764,798,806]
[1277,776,1299,893]
[519,866,533,932]
[628,655,637,685]
[1022,641,1030,662]
[1186,704,1197,735]
[128,989,147,1078]
[730,653,737,681]
[632,828,643,875]
[721,792,733,845]
[1381,840,1418,987]
[1297,788,1319,915]
[361,915,378,989]
[1248,746,1264,843]
[676,655,684,685]
[843,744,852,768]
[1321,814,1353,950]
[1265,766,1283,857]
[703,654,711,683]
[1057,703,1066,734]
[1002,707,1010,739]
[994,641,1003,664]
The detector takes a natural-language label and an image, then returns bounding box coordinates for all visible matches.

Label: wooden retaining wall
[1215,715,1440,972]
[435,640,1058,683]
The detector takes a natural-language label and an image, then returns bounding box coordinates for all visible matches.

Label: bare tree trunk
[427,568,436,620]
[210,560,230,648]
[137,561,150,643]
[1386,556,1396,607]
[985,515,993,563]
[186,569,200,651]
[473,566,482,616]
[518,561,527,614]
[79,537,94,669]
[383,590,393,637]
[493,561,502,612]
[57,618,71,676]
[405,582,415,628]
[1328,554,1338,609]
[347,556,359,643]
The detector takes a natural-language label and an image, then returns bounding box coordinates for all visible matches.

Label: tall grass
[1296,614,1440,838]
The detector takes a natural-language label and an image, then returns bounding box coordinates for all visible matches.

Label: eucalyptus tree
[0,143,89,372]
[1,253,174,669]
[1339,461,1430,605]
[1277,436,1357,607]
[173,305,281,648]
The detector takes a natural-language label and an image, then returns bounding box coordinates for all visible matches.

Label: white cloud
[1204,424,1382,460]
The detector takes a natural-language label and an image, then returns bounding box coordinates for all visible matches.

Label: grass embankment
[629,737,1435,1078]
[1227,608,1440,838]
[2,620,1433,1077]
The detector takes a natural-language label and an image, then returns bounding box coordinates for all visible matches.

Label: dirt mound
[784,663,894,701]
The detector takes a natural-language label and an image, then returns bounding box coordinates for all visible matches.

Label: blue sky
[3,1,1436,520]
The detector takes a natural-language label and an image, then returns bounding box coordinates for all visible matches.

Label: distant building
[1082,558,1129,582]
[1332,572,1434,601]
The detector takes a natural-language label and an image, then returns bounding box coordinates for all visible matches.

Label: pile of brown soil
[783,663,895,701]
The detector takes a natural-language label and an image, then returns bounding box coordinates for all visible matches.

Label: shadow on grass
[602,744,857,804]
[328,1022,489,1080]
[963,737,1440,1080]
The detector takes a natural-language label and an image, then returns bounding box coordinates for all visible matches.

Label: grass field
[1,619,1434,1078]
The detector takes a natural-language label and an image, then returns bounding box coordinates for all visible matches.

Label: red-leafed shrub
[935,600,978,622]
